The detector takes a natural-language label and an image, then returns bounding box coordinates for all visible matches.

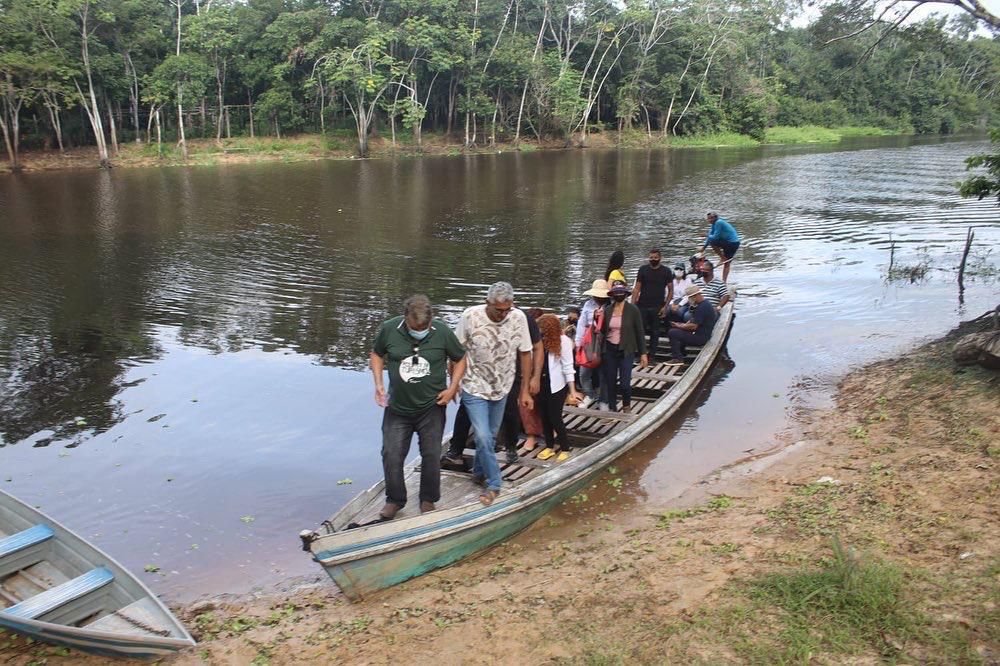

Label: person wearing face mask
[599,281,648,412]
[690,260,731,311]
[666,262,695,322]
[575,279,610,402]
[371,294,467,520]
[632,248,672,360]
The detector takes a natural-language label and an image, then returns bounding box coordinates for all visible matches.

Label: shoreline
[2,310,996,664]
[1,125,903,175]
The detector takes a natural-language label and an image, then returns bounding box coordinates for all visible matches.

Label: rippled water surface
[1,137,997,600]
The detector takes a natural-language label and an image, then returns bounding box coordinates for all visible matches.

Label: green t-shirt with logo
[372,316,465,416]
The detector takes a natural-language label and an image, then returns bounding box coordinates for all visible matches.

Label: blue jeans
[579,365,598,400]
[461,391,508,492]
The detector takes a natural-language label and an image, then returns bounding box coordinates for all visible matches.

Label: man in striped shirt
[691,260,731,310]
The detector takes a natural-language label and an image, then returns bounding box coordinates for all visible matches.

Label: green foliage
[959,128,1000,205]
[2,0,998,164]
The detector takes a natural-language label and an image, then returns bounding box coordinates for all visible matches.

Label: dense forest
[1,0,998,168]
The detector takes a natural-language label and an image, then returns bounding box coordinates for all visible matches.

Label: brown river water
[1,136,997,602]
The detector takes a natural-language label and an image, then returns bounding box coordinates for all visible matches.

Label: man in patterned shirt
[455,282,533,506]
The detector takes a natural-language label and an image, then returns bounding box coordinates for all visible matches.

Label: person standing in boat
[632,248,672,360]
[535,314,582,462]
[456,282,534,506]
[575,279,610,402]
[370,295,467,520]
[701,212,740,282]
[599,281,648,412]
[604,249,627,285]
[665,285,718,366]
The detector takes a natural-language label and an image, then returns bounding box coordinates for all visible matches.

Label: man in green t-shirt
[371,294,466,519]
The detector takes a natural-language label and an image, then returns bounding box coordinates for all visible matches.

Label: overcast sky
[792,0,1000,32]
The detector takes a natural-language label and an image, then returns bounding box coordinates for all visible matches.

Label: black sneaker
[441,454,467,472]
[505,449,518,465]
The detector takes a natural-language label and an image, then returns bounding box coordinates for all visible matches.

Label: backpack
[575,308,604,369]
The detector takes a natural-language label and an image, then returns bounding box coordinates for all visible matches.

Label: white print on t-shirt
[399,354,431,383]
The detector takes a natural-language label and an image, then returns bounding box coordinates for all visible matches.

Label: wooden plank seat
[3,567,114,619]
[563,406,638,422]
[631,369,680,382]
[0,525,54,561]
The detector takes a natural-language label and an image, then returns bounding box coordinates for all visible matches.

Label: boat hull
[0,614,192,658]
[311,305,734,600]
[323,473,593,600]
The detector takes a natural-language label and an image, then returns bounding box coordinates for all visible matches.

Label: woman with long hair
[604,249,626,284]
[535,314,581,462]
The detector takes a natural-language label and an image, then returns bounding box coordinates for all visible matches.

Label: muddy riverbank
[3,311,997,664]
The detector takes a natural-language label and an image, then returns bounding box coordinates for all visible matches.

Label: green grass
[765,125,899,144]
[766,125,842,143]
[743,538,921,660]
[665,131,760,148]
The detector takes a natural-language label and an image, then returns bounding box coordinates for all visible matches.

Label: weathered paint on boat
[326,472,593,599]
[0,490,196,658]
[309,304,734,600]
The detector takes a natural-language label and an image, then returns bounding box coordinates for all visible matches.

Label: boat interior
[338,342,705,527]
[0,501,176,639]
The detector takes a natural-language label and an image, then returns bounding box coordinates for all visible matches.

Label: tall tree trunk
[106,92,119,155]
[446,74,455,137]
[155,108,162,153]
[77,3,110,167]
[215,60,225,142]
[127,53,141,142]
[146,103,155,144]
[45,101,64,152]
[177,91,188,160]
[0,109,20,171]
[247,89,255,138]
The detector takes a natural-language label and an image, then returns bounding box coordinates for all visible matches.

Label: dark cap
[608,280,632,296]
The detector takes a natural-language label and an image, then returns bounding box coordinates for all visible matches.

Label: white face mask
[408,326,430,340]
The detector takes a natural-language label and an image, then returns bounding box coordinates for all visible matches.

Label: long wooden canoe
[0,490,195,658]
[303,303,734,601]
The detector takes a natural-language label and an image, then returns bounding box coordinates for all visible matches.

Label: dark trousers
[667,327,711,361]
[446,404,471,459]
[539,385,570,450]
[601,342,635,411]
[639,306,662,358]
[382,405,445,506]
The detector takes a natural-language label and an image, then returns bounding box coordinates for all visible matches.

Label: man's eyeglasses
[487,303,513,318]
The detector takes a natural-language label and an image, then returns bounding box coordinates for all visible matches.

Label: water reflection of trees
[0,150,741,445]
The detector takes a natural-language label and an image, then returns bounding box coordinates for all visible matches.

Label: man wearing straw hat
[665,285,718,366]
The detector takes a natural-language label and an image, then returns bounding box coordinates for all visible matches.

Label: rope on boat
[112,609,172,637]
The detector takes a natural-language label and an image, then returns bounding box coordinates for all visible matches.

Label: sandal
[556,451,570,462]
[537,448,556,461]
[479,489,499,506]
[523,438,537,452]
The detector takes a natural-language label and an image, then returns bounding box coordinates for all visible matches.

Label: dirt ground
[2,313,998,665]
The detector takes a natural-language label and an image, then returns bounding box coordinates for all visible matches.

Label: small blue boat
[302,304,734,600]
[0,489,195,658]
